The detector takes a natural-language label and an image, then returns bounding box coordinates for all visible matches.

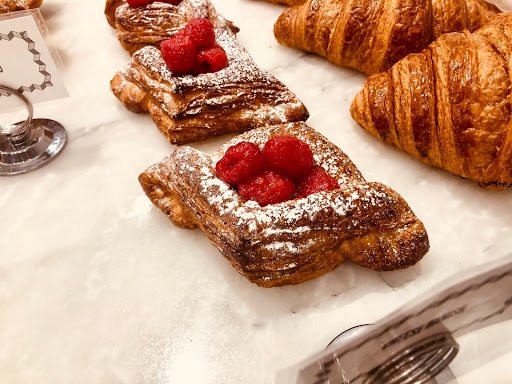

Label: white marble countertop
[1,0,512,383]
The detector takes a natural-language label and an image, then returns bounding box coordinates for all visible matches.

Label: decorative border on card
[0,30,52,96]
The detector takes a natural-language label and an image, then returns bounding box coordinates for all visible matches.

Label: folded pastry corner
[270,0,501,75]
[111,26,309,145]
[351,12,512,191]
[139,122,429,287]
[0,0,42,14]
[105,0,239,54]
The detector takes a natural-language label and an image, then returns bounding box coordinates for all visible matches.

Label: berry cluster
[127,0,182,7]
[160,18,228,75]
[216,136,340,206]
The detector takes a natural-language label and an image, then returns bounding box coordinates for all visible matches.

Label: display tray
[0,0,511,383]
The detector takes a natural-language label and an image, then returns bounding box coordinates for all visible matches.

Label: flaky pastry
[110,25,309,145]
[267,0,501,75]
[351,13,512,191]
[105,0,239,55]
[262,0,305,5]
[139,122,429,287]
[0,0,42,14]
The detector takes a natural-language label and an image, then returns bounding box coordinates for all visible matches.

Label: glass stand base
[0,118,67,176]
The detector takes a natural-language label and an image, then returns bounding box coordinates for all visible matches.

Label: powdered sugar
[131,26,282,93]
[140,122,428,286]
[113,27,306,134]
[110,0,307,141]
[217,122,364,185]
[169,123,399,255]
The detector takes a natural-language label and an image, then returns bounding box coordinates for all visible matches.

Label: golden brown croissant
[0,0,42,14]
[271,0,501,75]
[105,0,239,55]
[110,25,309,145]
[351,13,512,191]
[139,122,429,287]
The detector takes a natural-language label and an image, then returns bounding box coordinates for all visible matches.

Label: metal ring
[364,332,459,384]
[0,84,33,136]
[326,324,373,349]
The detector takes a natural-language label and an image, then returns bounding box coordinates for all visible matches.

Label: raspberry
[216,141,265,185]
[239,171,297,207]
[160,36,197,75]
[182,18,216,47]
[194,44,228,74]
[127,0,151,6]
[174,28,187,40]
[263,135,313,181]
[297,167,340,197]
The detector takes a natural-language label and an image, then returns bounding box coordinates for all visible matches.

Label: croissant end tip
[350,88,366,128]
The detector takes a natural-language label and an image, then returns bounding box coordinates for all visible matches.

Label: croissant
[0,0,42,14]
[111,25,309,145]
[139,122,429,287]
[351,13,512,191]
[271,0,501,75]
[105,0,239,55]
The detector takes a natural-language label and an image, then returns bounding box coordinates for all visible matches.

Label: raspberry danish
[139,122,429,287]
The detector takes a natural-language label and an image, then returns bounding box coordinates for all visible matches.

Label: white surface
[1,0,512,383]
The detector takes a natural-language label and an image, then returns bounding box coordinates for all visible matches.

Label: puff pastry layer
[105,0,239,54]
[111,26,309,145]
[139,122,429,287]
[263,0,305,5]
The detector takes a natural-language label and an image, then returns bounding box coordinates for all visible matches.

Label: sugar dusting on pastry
[171,123,400,255]
[115,25,306,133]
[139,122,429,285]
[217,121,364,185]
[110,0,308,144]
[131,27,283,93]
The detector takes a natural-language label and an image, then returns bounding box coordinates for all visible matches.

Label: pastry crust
[351,13,512,191]
[269,0,501,75]
[263,0,306,5]
[0,0,42,14]
[105,0,239,55]
[110,25,309,145]
[139,122,429,287]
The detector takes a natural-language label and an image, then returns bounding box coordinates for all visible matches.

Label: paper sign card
[0,9,68,109]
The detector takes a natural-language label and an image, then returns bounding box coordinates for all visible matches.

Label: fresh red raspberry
[239,171,297,207]
[182,18,216,47]
[160,0,183,4]
[216,141,265,185]
[127,0,151,7]
[263,135,313,181]
[160,36,197,75]
[297,167,340,198]
[194,44,228,74]
[174,28,187,40]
